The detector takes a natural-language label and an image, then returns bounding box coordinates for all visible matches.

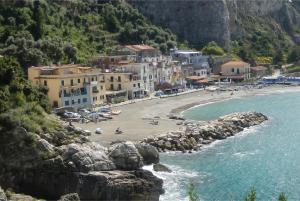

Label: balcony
[92,86,99,93]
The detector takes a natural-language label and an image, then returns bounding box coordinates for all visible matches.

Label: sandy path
[73,85,300,146]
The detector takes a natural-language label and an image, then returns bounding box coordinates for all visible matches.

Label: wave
[143,164,201,201]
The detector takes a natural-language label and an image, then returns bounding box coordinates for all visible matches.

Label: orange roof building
[220,61,251,81]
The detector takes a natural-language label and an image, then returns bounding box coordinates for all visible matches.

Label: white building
[171,49,210,77]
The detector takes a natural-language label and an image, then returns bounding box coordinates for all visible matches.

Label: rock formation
[128,0,300,48]
[143,112,268,152]
[0,125,163,201]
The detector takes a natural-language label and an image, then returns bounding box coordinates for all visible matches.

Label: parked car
[78,109,90,116]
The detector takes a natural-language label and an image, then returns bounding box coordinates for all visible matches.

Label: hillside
[0,0,178,68]
[129,0,300,64]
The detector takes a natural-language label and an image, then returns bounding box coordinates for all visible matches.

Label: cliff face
[128,0,300,48]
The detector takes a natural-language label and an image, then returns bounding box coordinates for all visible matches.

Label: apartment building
[104,72,144,103]
[28,65,106,108]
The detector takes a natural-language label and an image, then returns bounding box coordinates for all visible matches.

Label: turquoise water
[159,91,300,201]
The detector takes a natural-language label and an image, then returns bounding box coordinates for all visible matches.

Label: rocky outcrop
[0,187,7,201]
[129,0,300,47]
[153,164,172,173]
[143,112,268,152]
[58,193,80,201]
[108,141,143,170]
[134,143,159,165]
[0,124,163,201]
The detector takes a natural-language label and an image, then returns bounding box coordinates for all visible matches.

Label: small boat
[110,110,121,115]
[98,113,113,119]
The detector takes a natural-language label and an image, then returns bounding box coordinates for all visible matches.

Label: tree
[278,193,287,201]
[287,46,300,63]
[202,41,225,56]
[187,181,199,201]
[38,37,64,64]
[273,50,287,65]
[244,187,256,201]
[31,0,45,40]
[63,43,77,63]
[0,56,22,85]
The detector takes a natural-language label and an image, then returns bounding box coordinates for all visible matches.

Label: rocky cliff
[128,0,300,49]
[0,125,162,201]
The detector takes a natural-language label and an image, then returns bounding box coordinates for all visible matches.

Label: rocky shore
[143,112,268,152]
[0,125,162,201]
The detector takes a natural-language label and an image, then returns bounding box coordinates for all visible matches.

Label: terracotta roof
[251,66,268,71]
[221,61,250,68]
[124,45,156,51]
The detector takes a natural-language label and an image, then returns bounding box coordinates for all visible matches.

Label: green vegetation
[202,41,225,56]
[187,181,199,201]
[244,188,287,201]
[286,65,300,73]
[0,0,178,69]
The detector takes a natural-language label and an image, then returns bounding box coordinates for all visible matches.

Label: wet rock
[153,163,172,173]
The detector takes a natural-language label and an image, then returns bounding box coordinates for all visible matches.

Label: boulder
[108,141,143,170]
[58,193,80,201]
[153,163,172,173]
[0,187,7,201]
[134,143,159,165]
[59,142,116,172]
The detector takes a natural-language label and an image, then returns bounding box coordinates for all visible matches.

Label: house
[28,65,106,108]
[170,49,210,78]
[251,66,268,77]
[103,72,144,103]
[120,45,161,63]
[113,62,156,94]
[220,61,251,81]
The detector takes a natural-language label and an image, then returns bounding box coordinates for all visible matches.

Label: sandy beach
[73,85,300,146]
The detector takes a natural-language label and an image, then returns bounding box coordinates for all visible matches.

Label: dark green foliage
[0,56,22,85]
[278,192,287,201]
[244,187,256,201]
[287,46,300,63]
[0,0,178,68]
[202,41,225,56]
[187,181,199,201]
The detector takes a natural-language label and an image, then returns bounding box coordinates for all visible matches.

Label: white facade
[116,63,156,93]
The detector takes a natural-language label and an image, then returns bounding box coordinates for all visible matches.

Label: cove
[159,91,300,201]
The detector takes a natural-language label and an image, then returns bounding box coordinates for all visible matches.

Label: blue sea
[155,91,300,201]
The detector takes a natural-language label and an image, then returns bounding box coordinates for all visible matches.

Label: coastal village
[2,0,300,200]
[28,44,261,110]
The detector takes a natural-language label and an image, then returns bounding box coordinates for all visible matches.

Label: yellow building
[28,64,106,108]
[104,72,144,103]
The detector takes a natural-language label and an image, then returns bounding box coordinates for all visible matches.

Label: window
[118,76,121,82]
[78,79,81,83]
[110,84,114,90]
[110,76,114,82]
[95,77,98,81]
[65,100,69,106]
[61,80,64,86]
[138,83,140,88]
[133,84,136,87]
[72,100,75,105]
[44,80,47,86]
[100,86,103,90]
[118,84,121,90]
[70,79,74,86]
[231,68,234,73]
[237,68,240,74]
[83,98,87,103]
[78,99,81,104]
[53,101,58,107]
[84,78,86,83]
[92,77,94,81]
[100,95,104,100]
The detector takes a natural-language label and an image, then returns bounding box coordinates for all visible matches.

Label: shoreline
[73,85,300,147]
